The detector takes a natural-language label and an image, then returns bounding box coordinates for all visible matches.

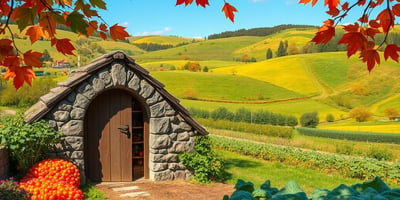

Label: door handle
[117,125,131,139]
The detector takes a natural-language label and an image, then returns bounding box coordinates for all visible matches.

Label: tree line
[208,24,316,39]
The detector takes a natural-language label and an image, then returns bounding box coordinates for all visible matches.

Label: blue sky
[99,0,363,38]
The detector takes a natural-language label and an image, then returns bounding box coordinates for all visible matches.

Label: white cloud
[134,27,172,36]
[122,21,129,26]
[251,0,269,2]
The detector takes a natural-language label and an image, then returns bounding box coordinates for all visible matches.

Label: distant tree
[384,108,399,119]
[203,66,209,72]
[40,49,53,62]
[351,83,369,96]
[288,41,299,55]
[277,40,288,57]
[183,62,201,72]
[349,107,372,122]
[241,54,251,62]
[326,113,335,122]
[266,48,273,59]
[286,116,298,127]
[300,112,319,128]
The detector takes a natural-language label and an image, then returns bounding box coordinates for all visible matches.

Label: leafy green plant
[326,113,335,122]
[81,180,106,200]
[179,136,225,183]
[0,177,30,200]
[224,177,400,200]
[367,146,393,161]
[0,115,61,174]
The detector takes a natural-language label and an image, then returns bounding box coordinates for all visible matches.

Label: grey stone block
[111,63,127,86]
[61,120,84,136]
[53,111,70,122]
[139,80,154,99]
[74,93,90,109]
[128,74,141,92]
[150,117,171,134]
[150,134,172,149]
[70,108,85,120]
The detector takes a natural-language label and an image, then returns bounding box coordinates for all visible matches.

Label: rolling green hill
[129,35,198,45]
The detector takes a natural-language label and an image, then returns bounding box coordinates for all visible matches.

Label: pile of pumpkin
[19,159,84,200]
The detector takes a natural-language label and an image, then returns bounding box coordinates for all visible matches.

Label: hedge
[297,127,400,144]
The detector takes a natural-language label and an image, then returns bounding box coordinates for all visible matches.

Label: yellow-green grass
[371,93,400,115]
[319,121,400,134]
[221,150,359,195]
[213,55,319,95]
[151,71,303,101]
[140,60,239,70]
[210,127,400,161]
[94,41,145,55]
[134,36,265,62]
[182,99,347,119]
[235,28,317,61]
[129,35,196,45]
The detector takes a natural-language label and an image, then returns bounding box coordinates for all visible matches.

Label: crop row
[210,136,400,186]
[297,127,400,144]
[196,118,294,138]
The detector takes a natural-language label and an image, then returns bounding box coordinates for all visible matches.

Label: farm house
[24,51,208,184]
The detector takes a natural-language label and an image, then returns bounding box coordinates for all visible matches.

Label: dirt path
[96,180,234,200]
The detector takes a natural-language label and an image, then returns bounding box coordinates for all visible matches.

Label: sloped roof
[24,51,208,135]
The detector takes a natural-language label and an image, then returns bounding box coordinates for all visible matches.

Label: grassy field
[140,60,239,70]
[129,35,196,45]
[134,36,265,62]
[213,56,319,95]
[235,28,317,61]
[183,99,347,119]
[151,71,303,101]
[319,121,400,134]
[221,150,359,195]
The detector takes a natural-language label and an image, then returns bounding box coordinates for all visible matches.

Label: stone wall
[43,61,196,183]
[0,146,9,179]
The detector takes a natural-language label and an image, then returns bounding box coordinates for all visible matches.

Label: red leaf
[25,25,44,44]
[23,50,43,68]
[326,7,339,17]
[360,47,380,72]
[7,66,36,89]
[51,38,75,55]
[100,32,107,40]
[222,3,238,23]
[311,19,335,44]
[196,0,209,8]
[393,3,400,16]
[341,2,349,10]
[176,0,194,6]
[377,9,394,33]
[358,14,368,23]
[369,20,380,28]
[338,23,367,57]
[358,0,366,6]
[86,20,98,37]
[100,23,107,31]
[299,0,318,6]
[0,39,13,56]
[365,28,380,40]
[109,24,130,41]
[324,0,340,8]
[384,44,400,62]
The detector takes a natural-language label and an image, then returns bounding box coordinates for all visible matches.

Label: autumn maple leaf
[51,38,75,55]
[23,50,43,68]
[4,66,36,89]
[312,19,335,44]
[299,0,318,6]
[196,0,209,8]
[176,0,194,6]
[222,3,238,23]
[360,49,380,72]
[338,23,367,57]
[384,44,400,62]
[377,9,394,33]
[25,25,44,44]
[0,39,13,56]
[324,0,340,9]
[110,24,130,41]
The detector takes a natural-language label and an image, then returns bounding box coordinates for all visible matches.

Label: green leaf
[310,189,330,200]
[325,184,359,200]
[66,11,88,35]
[278,180,304,195]
[351,177,391,194]
[89,0,106,9]
[15,7,35,31]
[235,179,255,193]
[230,190,254,200]
[382,189,400,199]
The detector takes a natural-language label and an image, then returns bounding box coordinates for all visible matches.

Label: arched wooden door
[84,89,133,182]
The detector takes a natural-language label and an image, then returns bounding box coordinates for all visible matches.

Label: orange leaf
[23,50,43,68]
[25,25,43,44]
[311,19,335,44]
[384,44,400,62]
[222,3,238,23]
[196,0,209,8]
[360,48,380,72]
[324,0,340,8]
[52,38,75,55]
[8,66,36,89]
[299,0,318,6]
[86,20,98,37]
[109,24,130,41]
[100,32,107,40]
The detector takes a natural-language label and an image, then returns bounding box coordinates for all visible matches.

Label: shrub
[179,136,225,183]
[383,107,399,119]
[326,113,335,122]
[349,107,372,122]
[300,112,319,128]
[0,115,61,174]
[286,115,298,127]
[188,107,210,119]
[0,177,29,200]
[182,89,198,100]
[211,107,234,121]
[234,107,252,123]
[367,146,393,161]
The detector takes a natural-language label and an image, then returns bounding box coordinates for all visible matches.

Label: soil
[96,180,235,200]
